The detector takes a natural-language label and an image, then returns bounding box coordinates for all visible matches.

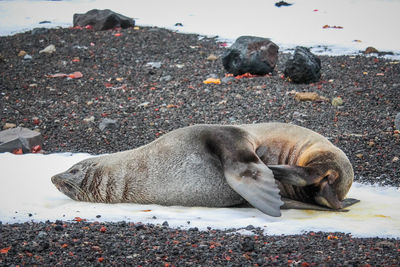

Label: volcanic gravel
[1,26,399,266]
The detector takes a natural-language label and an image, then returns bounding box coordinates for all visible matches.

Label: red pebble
[31,145,42,153]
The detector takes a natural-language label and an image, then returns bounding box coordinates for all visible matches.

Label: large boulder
[283,46,321,84]
[222,36,279,76]
[0,127,43,153]
[73,9,135,31]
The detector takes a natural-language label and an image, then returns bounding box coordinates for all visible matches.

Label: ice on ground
[1,153,399,238]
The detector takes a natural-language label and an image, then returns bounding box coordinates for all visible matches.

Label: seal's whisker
[63,180,89,201]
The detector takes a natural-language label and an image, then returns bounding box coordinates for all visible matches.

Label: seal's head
[51,158,98,201]
[269,144,354,210]
[299,145,354,209]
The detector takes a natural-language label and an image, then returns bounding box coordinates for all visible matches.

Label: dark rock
[73,9,135,31]
[54,225,64,231]
[283,46,321,83]
[135,224,146,230]
[222,36,279,76]
[365,46,379,54]
[99,118,119,131]
[245,225,255,230]
[39,21,51,24]
[395,112,400,130]
[241,237,255,252]
[0,127,43,153]
[162,221,169,227]
[31,27,49,35]
[376,241,395,249]
[275,1,292,7]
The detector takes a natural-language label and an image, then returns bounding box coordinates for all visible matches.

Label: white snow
[1,153,399,238]
[0,0,399,57]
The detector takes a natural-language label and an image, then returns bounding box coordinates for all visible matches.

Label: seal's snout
[51,172,81,200]
[51,174,61,185]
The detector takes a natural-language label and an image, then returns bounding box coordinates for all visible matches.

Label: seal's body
[52,123,358,217]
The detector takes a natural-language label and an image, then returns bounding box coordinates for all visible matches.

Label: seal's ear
[224,160,284,217]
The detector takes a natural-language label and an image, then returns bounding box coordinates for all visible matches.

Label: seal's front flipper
[224,161,284,217]
[267,165,322,186]
[201,126,283,217]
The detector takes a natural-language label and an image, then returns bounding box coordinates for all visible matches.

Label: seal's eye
[69,169,79,175]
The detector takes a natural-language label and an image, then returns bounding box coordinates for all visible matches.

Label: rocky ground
[1,26,399,265]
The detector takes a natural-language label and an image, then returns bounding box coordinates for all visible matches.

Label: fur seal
[52,123,359,217]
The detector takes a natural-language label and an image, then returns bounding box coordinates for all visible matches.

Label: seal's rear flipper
[341,198,360,208]
[282,197,360,212]
[267,165,322,186]
[224,161,284,217]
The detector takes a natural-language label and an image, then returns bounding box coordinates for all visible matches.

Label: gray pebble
[395,112,400,130]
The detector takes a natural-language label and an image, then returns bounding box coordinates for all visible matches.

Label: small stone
[54,225,64,231]
[395,112,400,130]
[86,101,93,106]
[294,92,320,102]
[24,54,33,61]
[138,102,150,107]
[31,27,49,35]
[392,156,399,163]
[99,118,118,131]
[245,225,255,230]
[37,231,48,238]
[376,241,395,249]
[275,1,293,7]
[365,46,379,54]
[207,54,218,61]
[146,61,162,69]
[162,221,169,226]
[221,76,235,84]
[356,153,364,159]
[39,44,56,54]
[367,141,375,147]
[3,123,16,130]
[96,215,101,218]
[18,50,27,57]
[83,116,95,123]
[160,75,172,82]
[332,97,343,106]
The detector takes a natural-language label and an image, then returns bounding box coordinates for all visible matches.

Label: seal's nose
[51,175,60,185]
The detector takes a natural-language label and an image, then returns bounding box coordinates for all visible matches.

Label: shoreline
[1,25,399,265]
